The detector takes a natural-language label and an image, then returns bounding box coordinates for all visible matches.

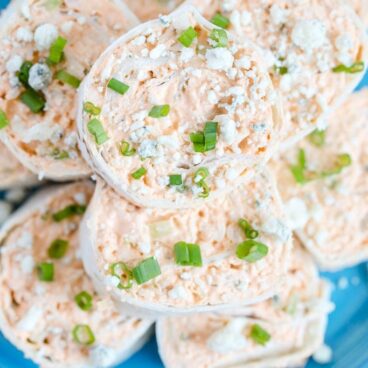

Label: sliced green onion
[169,174,182,186]
[211,13,230,29]
[20,89,46,113]
[149,221,172,239]
[174,241,202,267]
[51,148,69,160]
[132,257,161,285]
[55,70,81,88]
[131,167,147,180]
[48,36,67,64]
[332,61,364,74]
[148,104,170,118]
[291,149,352,184]
[285,294,299,315]
[337,153,352,167]
[72,324,95,346]
[250,324,271,345]
[204,121,218,151]
[37,262,54,282]
[308,129,326,147]
[120,141,136,156]
[44,0,61,10]
[194,167,209,183]
[178,26,198,47]
[190,132,205,152]
[74,291,93,311]
[290,164,307,185]
[290,149,308,184]
[48,239,69,259]
[52,204,87,222]
[110,262,133,289]
[193,167,210,198]
[236,240,269,263]
[209,29,228,48]
[198,181,210,198]
[190,122,218,152]
[238,219,259,239]
[87,118,109,145]
[83,101,101,116]
[274,65,288,75]
[320,153,352,177]
[297,148,306,169]
[0,109,9,129]
[17,61,33,87]
[108,78,129,95]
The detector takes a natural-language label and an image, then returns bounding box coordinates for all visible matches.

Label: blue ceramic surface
[0,1,367,366]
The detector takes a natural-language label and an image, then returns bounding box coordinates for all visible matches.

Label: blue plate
[0,0,367,366]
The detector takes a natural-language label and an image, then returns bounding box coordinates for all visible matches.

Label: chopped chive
[48,239,69,259]
[174,241,202,267]
[74,291,93,311]
[178,26,198,47]
[308,129,326,147]
[131,167,147,180]
[87,118,109,145]
[148,104,170,118]
[51,148,69,160]
[52,204,87,222]
[236,240,269,263]
[274,65,288,75]
[110,262,133,289]
[55,70,81,88]
[211,13,230,29]
[238,219,259,239]
[169,174,182,186]
[190,132,205,152]
[37,262,54,282]
[83,101,101,116]
[250,324,271,345]
[332,61,364,74]
[72,324,95,346]
[132,257,161,285]
[108,78,129,95]
[204,121,218,151]
[17,61,33,87]
[209,28,228,48]
[20,89,46,113]
[120,141,136,156]
[0,109,9,129]
[48,36,67,64]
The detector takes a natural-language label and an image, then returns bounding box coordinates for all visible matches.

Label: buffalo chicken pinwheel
[0,182,152,367]
[0,0,139,180]
[77,6,285,208]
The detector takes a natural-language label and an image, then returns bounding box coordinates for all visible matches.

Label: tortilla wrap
[0,182,153,367]
[157,245,332,368]
[190,0,368,149]
[77,5,285,209]
[0,0,139,180]
[272,90,368,270]
[80,169,292,317]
